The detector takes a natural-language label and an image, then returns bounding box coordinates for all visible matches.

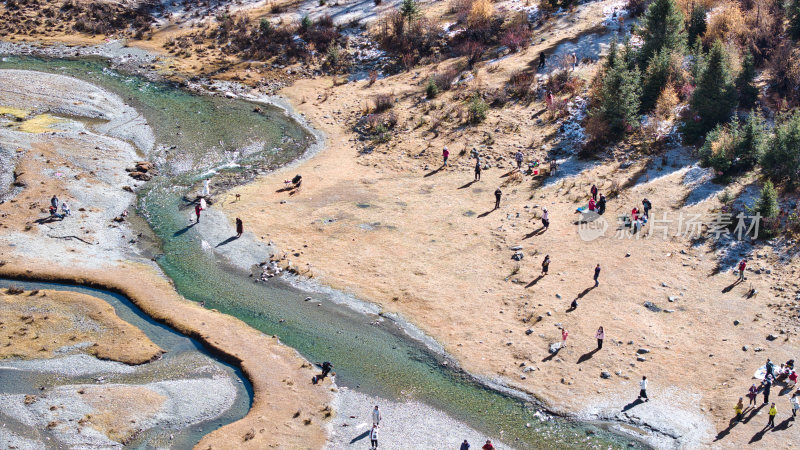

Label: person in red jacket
[442,146,449,167]
[588,197,596,212]
[195,203,202,223]
[482,440,495,450]
[738,259,747,281]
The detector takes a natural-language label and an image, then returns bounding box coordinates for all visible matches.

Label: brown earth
[0,287,163,364]
[0,260,333,450]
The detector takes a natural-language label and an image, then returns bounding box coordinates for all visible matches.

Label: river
[0,55,645,449]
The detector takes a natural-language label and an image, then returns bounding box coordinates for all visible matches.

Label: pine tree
[682,39,737,141]
[641,49,678,112]
[762,112,800,184]
[689,40,705,81]
[687,4,707,45]
[789,0,800,39]
[734,110,766,172]
[591,55,642,138]
[698,123,735,174]
[399,0,420,28]
[637,0,687,68]
[736,52,758,108]
[755,180,779,219]
[603,37,618,72]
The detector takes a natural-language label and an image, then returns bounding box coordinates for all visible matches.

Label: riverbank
[0,67,332,448]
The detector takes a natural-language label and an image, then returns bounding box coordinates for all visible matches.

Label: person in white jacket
[370,424,378,449]
[372,405,381,426]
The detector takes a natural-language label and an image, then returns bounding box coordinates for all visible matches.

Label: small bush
[426,77,440,99]
[507,70,534,98]
[373,93,394,112]
[432,69,459,91]
[501,24,531,52]
[467,94,489,123]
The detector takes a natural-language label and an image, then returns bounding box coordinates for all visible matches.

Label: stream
[0,55,646,448]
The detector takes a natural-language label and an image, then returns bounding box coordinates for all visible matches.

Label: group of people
[579,184,607,216]
[740,359,799,428]
[48,195,71,218]
[365,404,496,449]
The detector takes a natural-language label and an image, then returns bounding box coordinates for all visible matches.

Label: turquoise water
[0,56,645,448]
[0,278,252,449]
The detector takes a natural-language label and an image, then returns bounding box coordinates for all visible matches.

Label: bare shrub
[373,93,394,112]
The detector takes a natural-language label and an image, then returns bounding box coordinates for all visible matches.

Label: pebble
[742,345,749,351]
[733,320,740,326]
[600,371,611,379]
[637,348,650,354]
[637,356,646,362]
[766,334,778,341]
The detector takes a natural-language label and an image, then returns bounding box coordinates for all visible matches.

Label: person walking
[595,326,605,349]
[768,402,777,428]
[494,188,502,210]
[735,397,744,421]
[474,160,481,181]
[460,440,470,450]
[590,184,598,201]
[370,423,379,449]
[482,439,495,450]
[372,405,381,426]
[515,151,524,170]
[738,259,747,281]
[61,202,71,217]
[195,203,202,223]
[442,147,449,167]
[593,264,601,287]
[538,51,546,69]
[236,218,243,238]
[747,384,758,406]
[638,376,649,402]
[541,208,550,230]
[791,392,799,418]
[597,193,606,215]
[541,255,550,276]
[642,198,652,218]
[561,327,568,348]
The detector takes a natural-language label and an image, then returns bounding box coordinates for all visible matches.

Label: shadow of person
[742,403,765,424]
[173,222,196,237]
[576,286,595,299]
[577,348,599,364]
[526,275,544,288]
[714,417,741,441]
[541,348,560,362]
[424,166,444,178]
[478,209,496,218]
[771,416,794,432]
[722,281,739,293]
[622,399,643,412]
[349,429,371,444]
[523,227,545,239]
[458,180,477,189]
[35,215,64,224]
[215,235,239,247]
[749,425,770,444]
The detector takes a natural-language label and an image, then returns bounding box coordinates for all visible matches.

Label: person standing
[638,376,649,402]
[482,439,495,450]
[561,327,568,348]
[50,195,59,210]
[642,198,652,218]
[474,160,481,181]
[460,440,470,450]
[494,188,502,210]
[202,178,211,197]
[738,259,747,281]
[595,326,605,349]
[763,378,771,404]
[195,203,202,223]
[593,264,601,287]
[515,151,524,170]
[735,397,744,421]
[768,402,777,428]
[747,384,758,406]
[372,405,381,426]
[442,147,449,167]
[538,51,546,69]
[541,255,550,276]
[541,208,550,230]
[791,392,799,418]
[370,423,379,449]
[590,184,598,201]
[597,194,606,215]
